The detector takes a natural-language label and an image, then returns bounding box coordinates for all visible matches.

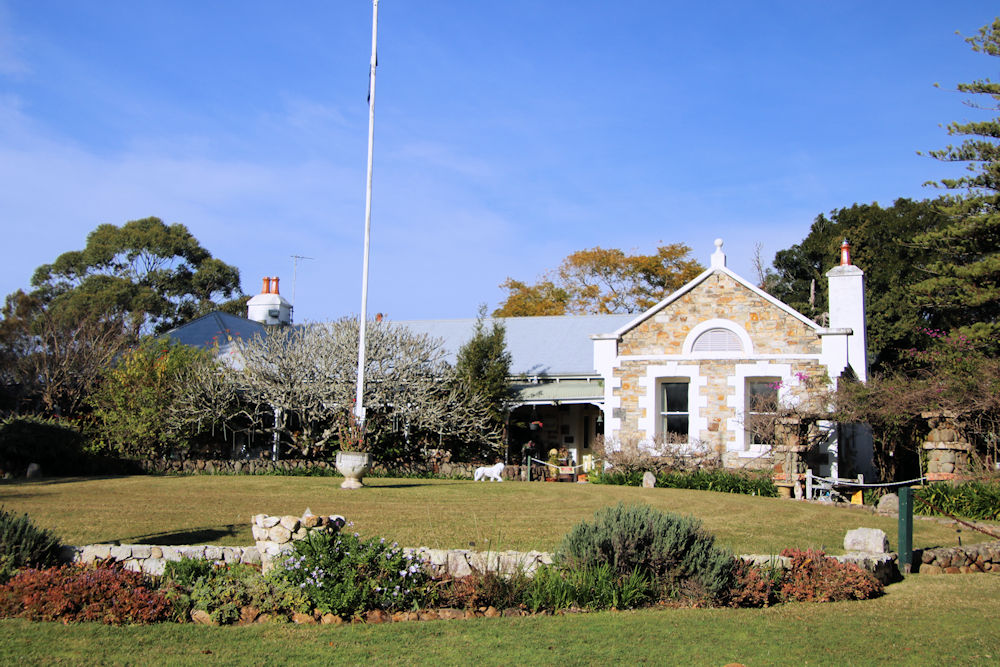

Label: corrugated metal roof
[168,311,632,378]
[396,314,633,377]
[165,311,267,356]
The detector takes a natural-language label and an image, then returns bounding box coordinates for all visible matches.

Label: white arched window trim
[682,319,754,356]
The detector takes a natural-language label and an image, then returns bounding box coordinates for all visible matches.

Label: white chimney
[822,240,867,381]
[246,275,293,326]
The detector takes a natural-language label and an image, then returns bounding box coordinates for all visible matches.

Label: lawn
[1,574,998,665]
[2,475,998,665]
[0,475,988,554]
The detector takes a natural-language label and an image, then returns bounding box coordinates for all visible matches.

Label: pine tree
[455,306,513,426]
[914,19,1000,348]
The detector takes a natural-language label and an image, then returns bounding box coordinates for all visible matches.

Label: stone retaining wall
[915,540,1000,574]
[60,544,899,583]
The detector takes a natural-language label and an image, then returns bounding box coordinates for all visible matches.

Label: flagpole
[355,0,378,424]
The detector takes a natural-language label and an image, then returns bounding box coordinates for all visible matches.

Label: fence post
[898,486,913,575]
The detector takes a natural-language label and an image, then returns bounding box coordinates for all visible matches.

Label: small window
[746,379,779,447]
[692,328,743,353]
[660,381,689,440]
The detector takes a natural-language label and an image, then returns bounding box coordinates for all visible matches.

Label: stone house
[168,239,872,477]
[592,239,872,479]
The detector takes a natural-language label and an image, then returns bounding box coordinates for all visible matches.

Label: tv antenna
[290,254,314,308]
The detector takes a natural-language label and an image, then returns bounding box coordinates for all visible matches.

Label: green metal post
[898,486,913,574]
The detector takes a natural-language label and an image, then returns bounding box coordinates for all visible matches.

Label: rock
[919,564,943,575]
[261,516,280,529]
[844,528,889,554]
[447,551,473,578]
[877,493,898,514]
[365,610,390,624]
[269,525,292,543]
[204,546,222,561]
[302,514,321,528]
[437,608,464,620]
[642,471,656,488]
[502,608,524,617]
[321,613,343,625]
[239,606,260,625]
[279,515,301,532]
[150,546,163,559]
[464,609,481,619]
[143,558,166,576]
[191,609,217,625]
[25,463,41,479]
[109,545,133,561]
[256,613,275,624]
[483,606,500,618]
[292,612,316,624]
[131,545,152,559]
[418,610,440,621]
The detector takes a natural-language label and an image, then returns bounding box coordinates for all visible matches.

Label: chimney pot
[261,277,271,294]
[271,277,280,294]
[840,239,852,266]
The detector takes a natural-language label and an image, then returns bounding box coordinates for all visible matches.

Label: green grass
[1,574,998,665]
[0,476,989,554]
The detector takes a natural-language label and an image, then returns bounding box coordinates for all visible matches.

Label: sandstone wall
[915,541,1000,574]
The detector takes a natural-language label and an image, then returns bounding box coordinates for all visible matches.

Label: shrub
[0,562,172,624]
[0,508,62,583]
[914,481,1000,521]
[525,563,654,612]
[0,415,86,476]
[778,549,883,602]
[434,571,531,611]
[273,531,435,617]
[162,557,216,588]
[590,468,778,497]
[557,503,735,603]
[189,562,309,625]
[726,558,783,608]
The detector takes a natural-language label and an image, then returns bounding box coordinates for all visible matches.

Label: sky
[1,1,998,322]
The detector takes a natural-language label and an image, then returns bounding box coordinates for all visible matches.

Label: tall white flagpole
[354,0,378,424]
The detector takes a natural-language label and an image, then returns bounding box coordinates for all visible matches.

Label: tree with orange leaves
[494,243,703,316]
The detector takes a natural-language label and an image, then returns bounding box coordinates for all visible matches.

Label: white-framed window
[659,380,689,440]
[745,378,779,448]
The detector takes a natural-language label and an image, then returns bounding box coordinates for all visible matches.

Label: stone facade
[916,541,1000,574]
[921,413,973,481]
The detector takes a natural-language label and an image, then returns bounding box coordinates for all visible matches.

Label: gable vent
[692,327,743,353]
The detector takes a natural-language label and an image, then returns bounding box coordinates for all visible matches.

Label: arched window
[691,327,744,353]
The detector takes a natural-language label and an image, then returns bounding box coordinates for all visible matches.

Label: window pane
[662,382,688,412]
[666,415,688,436]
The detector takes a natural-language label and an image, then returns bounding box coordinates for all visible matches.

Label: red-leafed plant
[0,562,172,625]
[778,549,883,603]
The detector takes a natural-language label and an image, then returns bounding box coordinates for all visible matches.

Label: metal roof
[395,314,633,377]
[165,311,267,356]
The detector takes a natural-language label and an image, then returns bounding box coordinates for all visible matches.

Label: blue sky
[1,1,997,322]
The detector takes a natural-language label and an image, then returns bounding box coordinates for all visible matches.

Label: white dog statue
[474,462,505,482]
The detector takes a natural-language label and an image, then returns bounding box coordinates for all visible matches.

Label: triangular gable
[612,265,821,339]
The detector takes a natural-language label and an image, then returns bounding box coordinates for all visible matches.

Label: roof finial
[840,239,852,266]
[711,238,726,268]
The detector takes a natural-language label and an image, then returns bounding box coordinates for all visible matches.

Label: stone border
[59,544,898,583]
[915,540,1000,574]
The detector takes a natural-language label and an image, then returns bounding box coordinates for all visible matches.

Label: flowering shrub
[0,562,172,624]
[273,529,435,617]
[778,549,883,602]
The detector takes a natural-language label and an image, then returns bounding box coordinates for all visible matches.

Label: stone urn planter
[336,451,372,489]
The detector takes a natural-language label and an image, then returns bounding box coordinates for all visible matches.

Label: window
[660,381,689,440]
[692,327,743,353]
[746,379,779,447]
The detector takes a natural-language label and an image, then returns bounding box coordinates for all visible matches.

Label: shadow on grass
[117,524,242,545]
[0,475,132,486]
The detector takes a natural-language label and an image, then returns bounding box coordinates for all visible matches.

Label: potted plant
[335,411,372,489]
